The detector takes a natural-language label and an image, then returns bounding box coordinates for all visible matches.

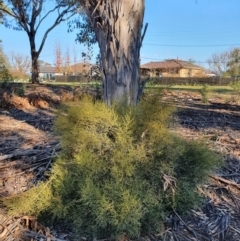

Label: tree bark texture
[29,36,40,84]
[81,0,145,105]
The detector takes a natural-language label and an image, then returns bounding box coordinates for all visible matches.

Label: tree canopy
[0,40,12,81]
[227,48,240,77]
[0,1,8,24]
[9,52,31,79]
[207,48,240,77]
[0,40,8,67]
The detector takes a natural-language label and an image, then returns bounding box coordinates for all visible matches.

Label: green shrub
[12,83,26,96]
[3,95,222,240]
[200,84,212,103]
[230,80,240,92]
[0,66,13,84]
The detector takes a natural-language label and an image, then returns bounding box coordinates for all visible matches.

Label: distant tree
[207,48,240,77]
[188,58,196,64]
[54,44,74,75]
[63,46,72,75]
[226,48,240,77]
[10,52,31,79]
[0,40,9,67]
[207,51,229,77]
[54,42,63,74]
[77,0,146,105]
[0,0,79,83]
[72,45,77,74]
[38,60,51,66]
[0,40,12,81]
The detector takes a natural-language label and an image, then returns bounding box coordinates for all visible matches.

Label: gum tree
[0,0,78,83]
[79,0,146,105]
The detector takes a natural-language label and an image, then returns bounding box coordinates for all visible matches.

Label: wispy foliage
[3,94,222,239]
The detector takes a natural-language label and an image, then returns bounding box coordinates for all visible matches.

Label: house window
[188,69,192,77]
[169,69,178,74]
[156,71,162,77]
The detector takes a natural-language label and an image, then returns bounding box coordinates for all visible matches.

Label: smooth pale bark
[81,0,145,105]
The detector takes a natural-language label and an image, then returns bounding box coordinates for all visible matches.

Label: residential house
[39,66,63,81]
[140,59,206,77]
[71,62,101,78]
[39,63,100,82]
[71,62,92,76]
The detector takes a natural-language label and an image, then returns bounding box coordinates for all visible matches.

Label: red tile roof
[175,60,203,70]
[141,59,203,70]
[71,63,92,73]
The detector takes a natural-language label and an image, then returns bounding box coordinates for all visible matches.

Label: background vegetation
[0,40,12,82]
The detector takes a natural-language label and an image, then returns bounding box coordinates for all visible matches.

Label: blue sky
[0,0,239,68]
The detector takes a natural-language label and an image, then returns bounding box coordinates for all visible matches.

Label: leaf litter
[0,84,240,240]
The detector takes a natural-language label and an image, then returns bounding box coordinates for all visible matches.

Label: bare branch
[35,2,68,32]
[91,0,100,16]
[140,22,148,47]
[0,7,16,18]
[10,52,31,74]
[1,4,30,32]
[207,51,229,76]
[37,6,76,55]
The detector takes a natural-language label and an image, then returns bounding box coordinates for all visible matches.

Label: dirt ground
[0,83,240,240]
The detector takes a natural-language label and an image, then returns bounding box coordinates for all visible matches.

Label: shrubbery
[230,80,240,92]
[3,94,222,240]
[200,84,212,103]
[0,66,13,84]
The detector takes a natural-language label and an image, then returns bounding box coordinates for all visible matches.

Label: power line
[146,27,240,34]
[43,57,97,66]
[143,44,240,47]
[38,43,240,59]
[146,30,240,36]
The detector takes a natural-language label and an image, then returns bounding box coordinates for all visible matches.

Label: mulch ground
[0,83,240,241]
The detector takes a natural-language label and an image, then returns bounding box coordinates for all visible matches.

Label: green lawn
[145,84,234,94]
[170,85,233,93]
[43,81,101,87]
[2,81,235,96]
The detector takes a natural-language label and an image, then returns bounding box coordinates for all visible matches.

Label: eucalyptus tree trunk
[29,36,40,84]
[81,0,145,105]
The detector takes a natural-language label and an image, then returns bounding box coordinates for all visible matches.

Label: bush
[0,67,13,85]
[12,83,26,96]
[230,80,240,92]
[200,84,212,103]
[3,95,222,240]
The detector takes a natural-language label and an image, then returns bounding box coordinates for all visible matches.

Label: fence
[55,75,101,83]
[55,75,239,86]
[143,77,239,86]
